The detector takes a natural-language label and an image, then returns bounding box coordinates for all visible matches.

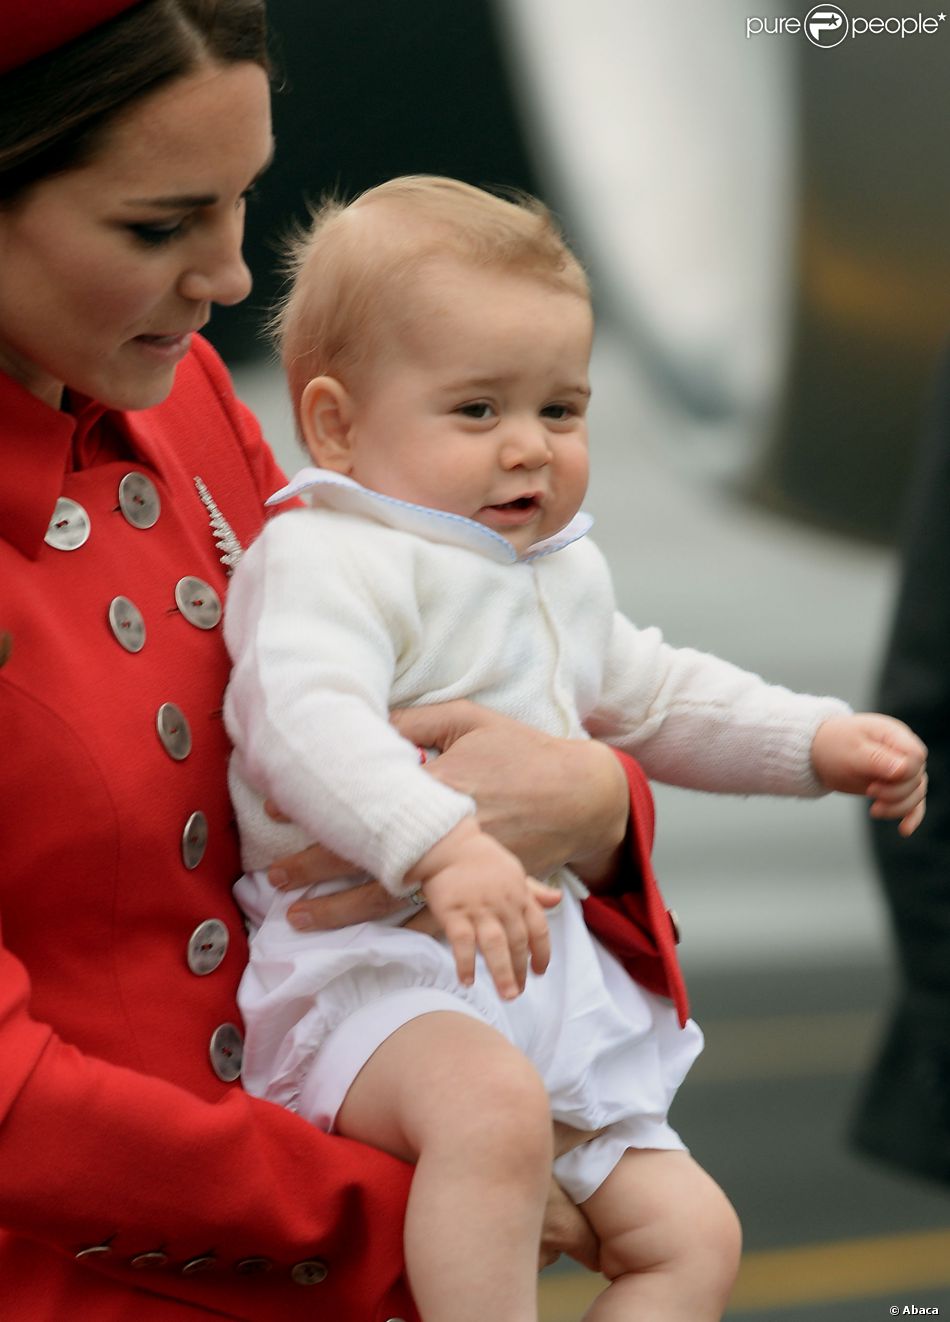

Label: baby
[223,176,927,1322]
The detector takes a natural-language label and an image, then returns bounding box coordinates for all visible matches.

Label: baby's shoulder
[252,504,412,560]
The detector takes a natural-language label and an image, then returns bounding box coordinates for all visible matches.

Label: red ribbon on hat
[0,0,146,75]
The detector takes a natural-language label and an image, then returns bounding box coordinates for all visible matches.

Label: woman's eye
[457,402,494,420]
[127,221,186,248]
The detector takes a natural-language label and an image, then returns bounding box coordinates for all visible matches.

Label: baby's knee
[684,1182,743,1300]
[458,1051,552,1170]
[672,1181,742,1304]
[601,1162,742,1303]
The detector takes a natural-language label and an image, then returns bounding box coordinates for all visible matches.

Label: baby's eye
[456,401,495,420]
[541,403,574,421]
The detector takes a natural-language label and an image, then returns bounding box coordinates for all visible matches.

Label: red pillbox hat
[0,1,147,75]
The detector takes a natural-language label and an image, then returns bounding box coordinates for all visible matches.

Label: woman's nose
[178,228,253,308]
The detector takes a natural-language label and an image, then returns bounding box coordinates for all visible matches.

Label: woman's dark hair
[0,0,269,203]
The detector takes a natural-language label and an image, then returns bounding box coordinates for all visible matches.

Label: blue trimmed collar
[266,468,593,564]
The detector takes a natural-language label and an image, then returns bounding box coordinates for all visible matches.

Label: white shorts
[237,874,703,1202]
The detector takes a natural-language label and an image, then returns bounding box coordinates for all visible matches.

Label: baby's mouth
[487,495,540,512]
[478,494,544,530]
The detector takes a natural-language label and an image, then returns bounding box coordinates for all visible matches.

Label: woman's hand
[261,803,434,933]
[539,1178,599,1272]
[393,701,630,886]
[265,701,631,931]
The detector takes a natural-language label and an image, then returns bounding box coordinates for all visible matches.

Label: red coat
[0,335,686,1319]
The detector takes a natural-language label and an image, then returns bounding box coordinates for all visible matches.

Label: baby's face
[338,259,593,554]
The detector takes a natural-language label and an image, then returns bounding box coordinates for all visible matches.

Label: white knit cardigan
[223,471,849,905]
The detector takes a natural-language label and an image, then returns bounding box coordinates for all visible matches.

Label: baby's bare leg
[579,1149,742,1321]
[335,1010,552,1322]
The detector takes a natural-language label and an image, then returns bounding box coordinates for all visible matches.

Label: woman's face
[0,61,272,410]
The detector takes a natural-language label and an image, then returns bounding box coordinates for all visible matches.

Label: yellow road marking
[538,1227,950,1319]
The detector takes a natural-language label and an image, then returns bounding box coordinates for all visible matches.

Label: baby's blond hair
[273,175,589,425]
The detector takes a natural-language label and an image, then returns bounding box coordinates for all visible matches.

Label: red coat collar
[0,370,124,560]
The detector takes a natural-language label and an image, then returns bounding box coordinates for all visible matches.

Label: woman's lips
[132,331,194,360]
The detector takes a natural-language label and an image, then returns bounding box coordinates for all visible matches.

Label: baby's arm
[405,817,555,999]
[587,611,852,797]
[588,610,928,830]
[811,712,928,835]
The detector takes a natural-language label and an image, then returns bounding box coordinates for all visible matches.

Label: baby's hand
[811,713,928,836]
[405,818,559,999]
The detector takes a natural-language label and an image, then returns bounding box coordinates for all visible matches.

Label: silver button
[209,1023,243,1082]
[45,497,90,550]
[235,1257,273,1276]
[291,1258,329,1285]
[175,576,222,630]
[75,1243,112,1261]
[130,1251,169,1270]
[181,1255,217,1275]
[156,703,192,761]
[108,596,146,653]
[181,811,209,870]
[118,472,161,529]
[187,918,229,976]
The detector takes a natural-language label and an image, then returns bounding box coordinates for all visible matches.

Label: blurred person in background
[853,347,950,1185]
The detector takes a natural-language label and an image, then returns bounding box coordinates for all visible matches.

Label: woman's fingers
[390,699,489,750]
[539,1178,600,1273]
[286,879,407,931]
[267,842,358,892]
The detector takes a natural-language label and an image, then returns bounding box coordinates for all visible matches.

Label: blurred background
[219,1,950,1315]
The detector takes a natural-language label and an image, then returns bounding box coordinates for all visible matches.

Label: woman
[0,3,685,1318]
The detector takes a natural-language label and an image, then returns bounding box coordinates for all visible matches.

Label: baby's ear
[300,376,354,473]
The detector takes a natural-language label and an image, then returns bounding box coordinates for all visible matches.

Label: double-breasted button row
[76,1243,329,1284]
[107,579,221,655]
[45,473,161,551]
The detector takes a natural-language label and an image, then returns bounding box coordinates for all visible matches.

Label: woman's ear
[299,376,355,473]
